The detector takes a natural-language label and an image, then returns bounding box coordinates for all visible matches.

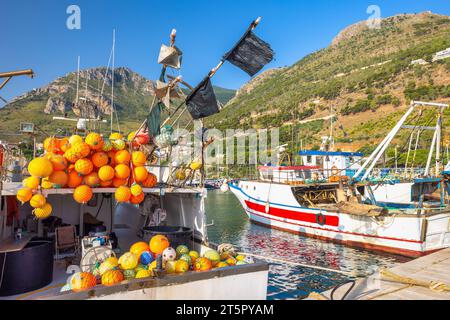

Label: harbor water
[206,190,410,300]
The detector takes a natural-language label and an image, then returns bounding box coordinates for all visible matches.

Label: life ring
[331,166,339,176]
[316,212,326,226]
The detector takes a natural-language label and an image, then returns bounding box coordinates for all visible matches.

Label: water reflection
[206,190,410,300]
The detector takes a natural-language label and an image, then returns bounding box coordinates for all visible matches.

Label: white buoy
[220,179,229,193]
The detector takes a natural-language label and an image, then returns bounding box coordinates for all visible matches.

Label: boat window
[307,156,312,163]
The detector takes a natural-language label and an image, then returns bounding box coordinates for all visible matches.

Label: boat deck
[314,248,450,300]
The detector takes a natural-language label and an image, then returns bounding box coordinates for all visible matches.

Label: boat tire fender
[331,166,339,176]
[316,212,326,226]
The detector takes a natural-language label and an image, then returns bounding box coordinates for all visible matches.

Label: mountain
[206,12,450,154]
[0,67,235,140]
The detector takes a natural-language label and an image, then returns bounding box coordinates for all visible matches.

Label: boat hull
[230,181,450,257]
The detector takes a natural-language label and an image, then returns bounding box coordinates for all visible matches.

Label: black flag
[224,31,274,77]
[186,77,220,120]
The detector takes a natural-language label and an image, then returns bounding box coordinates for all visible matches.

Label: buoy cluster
[65,236,254,293]
[17,132,156,219]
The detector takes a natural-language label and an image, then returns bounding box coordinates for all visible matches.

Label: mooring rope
[379,268,450,292]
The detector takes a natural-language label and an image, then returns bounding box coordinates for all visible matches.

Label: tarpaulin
[224,31,274,77]
[185,77,219,120]
[146,101,164,137]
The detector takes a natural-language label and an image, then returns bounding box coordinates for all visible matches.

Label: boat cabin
[258,165,320,184]
[299,150,363,178]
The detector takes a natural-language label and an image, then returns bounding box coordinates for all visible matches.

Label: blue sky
[1,0,449,105]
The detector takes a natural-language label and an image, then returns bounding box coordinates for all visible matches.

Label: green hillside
[0,67,235,142]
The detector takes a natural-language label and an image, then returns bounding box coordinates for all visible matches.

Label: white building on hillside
[410,59,428,66]
[432,48,450,62]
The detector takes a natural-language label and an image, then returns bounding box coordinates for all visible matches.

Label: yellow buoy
[17,188,33,204]
[28,157,53,178]
[130,184,143,197]
[23,176,40,190]
[69,135,83,145]
[33,203,52,219]
[30,194,47,208]
[190,161,202,171]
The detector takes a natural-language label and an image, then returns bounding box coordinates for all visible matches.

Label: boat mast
[111,29,115,134]
[330,105,335,151]
[75,56,80,111]
[436,111,442,177]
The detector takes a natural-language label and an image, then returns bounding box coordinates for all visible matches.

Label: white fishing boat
[229,101,450,257]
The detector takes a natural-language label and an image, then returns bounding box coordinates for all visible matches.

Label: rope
[379,268,450,293]
[370,212,398,227]
[306,292,329,300]
[330,280,356,300]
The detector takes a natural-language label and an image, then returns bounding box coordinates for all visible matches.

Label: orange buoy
[98,165,115,182]
[149,235,170,255]
[130,192,145,205]
[48,171,68,188]
[142,172,157,188]
[115,164,131,179]
[100,179,113,187]
[115,186,131,203]
[133,166,149,183]
[73,185,93,204]
[92,152,109,168]
[114,150,131,165]
[75,158,94,176]
[49,154,68,171]
[131,151,147,167]
[67,171,83,188]
[84,172,100,187]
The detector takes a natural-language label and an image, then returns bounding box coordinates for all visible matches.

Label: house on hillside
[410,59,428,66]
[432,48,450,62]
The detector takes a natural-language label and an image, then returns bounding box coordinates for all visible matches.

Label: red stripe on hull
[248,209,422,244]
[250,219,434,258]
[244,200,339,227]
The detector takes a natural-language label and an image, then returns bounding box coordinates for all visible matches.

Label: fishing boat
[0,17,275,300]
[229,101,450,257]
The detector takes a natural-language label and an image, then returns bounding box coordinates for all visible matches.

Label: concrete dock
[311,248,450,300]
